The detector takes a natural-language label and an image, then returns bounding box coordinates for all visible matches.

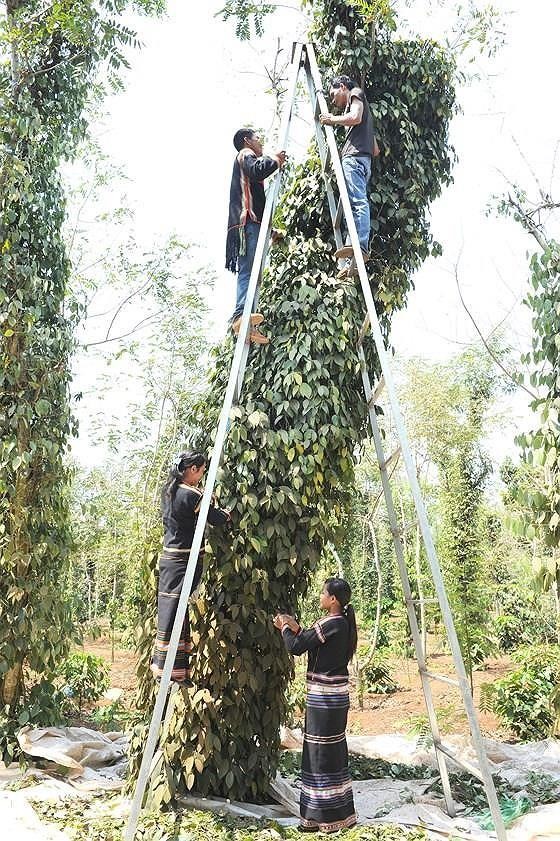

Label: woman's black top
[281,614,350,678]
[163,484,229,550]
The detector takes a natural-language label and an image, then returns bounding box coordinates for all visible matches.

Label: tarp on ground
[17,725,127,789]
[7,726,560,839]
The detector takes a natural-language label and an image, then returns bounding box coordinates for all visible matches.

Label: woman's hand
[274,614,299,632]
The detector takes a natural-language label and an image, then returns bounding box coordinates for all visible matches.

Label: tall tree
[132,0,456,805]
[405,347,503,681]
[0,0,164,758]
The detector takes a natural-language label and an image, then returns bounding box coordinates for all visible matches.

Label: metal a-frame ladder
[124,40,506,841]
[302,42,506,839]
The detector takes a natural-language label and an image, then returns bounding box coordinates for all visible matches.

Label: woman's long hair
[162,451,206,506]
[325,577,358,661]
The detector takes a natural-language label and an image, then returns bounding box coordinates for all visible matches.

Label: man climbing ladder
[225,127,286,344]
[320,74,379,278]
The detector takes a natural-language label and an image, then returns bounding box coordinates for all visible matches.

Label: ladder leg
[304,37,506,840]
[358,347,456,815]
[358,344,506,838]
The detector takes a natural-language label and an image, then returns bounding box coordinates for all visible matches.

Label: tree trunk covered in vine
[131,1,456,805]
[0,0,163,762]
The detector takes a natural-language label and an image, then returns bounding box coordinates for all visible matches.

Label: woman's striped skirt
[150,548,202,684]
[299,672,357,832]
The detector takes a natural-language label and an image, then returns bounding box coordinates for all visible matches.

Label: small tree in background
[405,347,504,682]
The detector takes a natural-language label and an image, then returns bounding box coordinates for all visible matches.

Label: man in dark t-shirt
[225,128,285,344]
[320,75,375,277]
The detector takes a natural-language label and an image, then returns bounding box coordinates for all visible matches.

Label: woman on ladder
[151,452,231,686]
[274,578,358,833]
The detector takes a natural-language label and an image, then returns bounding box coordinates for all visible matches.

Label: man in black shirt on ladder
[225,129,286,344]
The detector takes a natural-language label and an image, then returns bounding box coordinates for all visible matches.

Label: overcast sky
[73,0,560,468]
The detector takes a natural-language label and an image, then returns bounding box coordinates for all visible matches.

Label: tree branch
[454,261,538,401]
[84,309,166,348]
[103,277,153,341]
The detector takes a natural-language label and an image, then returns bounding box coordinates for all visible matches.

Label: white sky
[74,0,560,467]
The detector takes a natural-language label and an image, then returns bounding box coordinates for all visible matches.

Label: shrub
[481,645,560,740]
[60,653,110,713]
[362,656,398,694]
[90,700,129,732]
[0,680,67,765]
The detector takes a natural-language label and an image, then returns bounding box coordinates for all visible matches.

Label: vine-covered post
[0,0,164,760]
[131,0,457,805]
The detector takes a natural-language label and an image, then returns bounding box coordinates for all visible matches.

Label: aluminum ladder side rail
[123,44,304,841]
[358,345,455,815]
[303,41,506,840]
[304,68,343,253]
[233,43,304,404]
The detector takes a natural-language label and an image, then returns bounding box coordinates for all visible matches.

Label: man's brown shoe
[232,313,264,335]
[250,328,269,345]
[334,245,353,260]
[335,245,370,261]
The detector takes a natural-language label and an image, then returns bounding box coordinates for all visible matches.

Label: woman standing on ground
[274,578,358,833]
[151,452,231,686]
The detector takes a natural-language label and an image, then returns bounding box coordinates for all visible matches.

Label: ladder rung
[379,446,400,473]
[357,314,370,347]
[423,670,460,688]
[391,519,418,538]
[434,741,486,783]
[406,596,439,606]
[367,375,385,408]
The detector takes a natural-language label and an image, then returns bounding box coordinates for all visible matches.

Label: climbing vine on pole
[0,0,164,762]
[131,0,456,805]
[516,244,560,548]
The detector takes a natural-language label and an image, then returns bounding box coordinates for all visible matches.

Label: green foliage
[490,588,550,652]
[0,679,66,765]
[278,749,434,783]
[515,244,560,549]
[0,0,163,733]
[524,771,560,805]
[481,645,560,740]
[90,699,129,732]
[361,653,398,694]
[284,670,307,729]
[402,703,462,747]
[405,347,503,679]
[217,1,275,40]
[132,1,455,806]
[60,652,110,712]
[33,795,429,841]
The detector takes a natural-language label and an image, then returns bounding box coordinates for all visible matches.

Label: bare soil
[346,654,511,739]
[83,636,512,739]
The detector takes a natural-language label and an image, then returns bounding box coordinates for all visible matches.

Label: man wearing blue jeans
[225,129,285,344]
[320,75,376,278]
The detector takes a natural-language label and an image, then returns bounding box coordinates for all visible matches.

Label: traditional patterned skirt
[150,548,203,683]
[300,672,357,832]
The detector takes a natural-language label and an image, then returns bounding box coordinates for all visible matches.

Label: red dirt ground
[83,636,512,739]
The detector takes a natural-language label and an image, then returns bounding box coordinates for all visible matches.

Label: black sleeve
[281,623,323,656]
[238,149,278,183]
[206,504,230,527]
[193,493,230,528]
